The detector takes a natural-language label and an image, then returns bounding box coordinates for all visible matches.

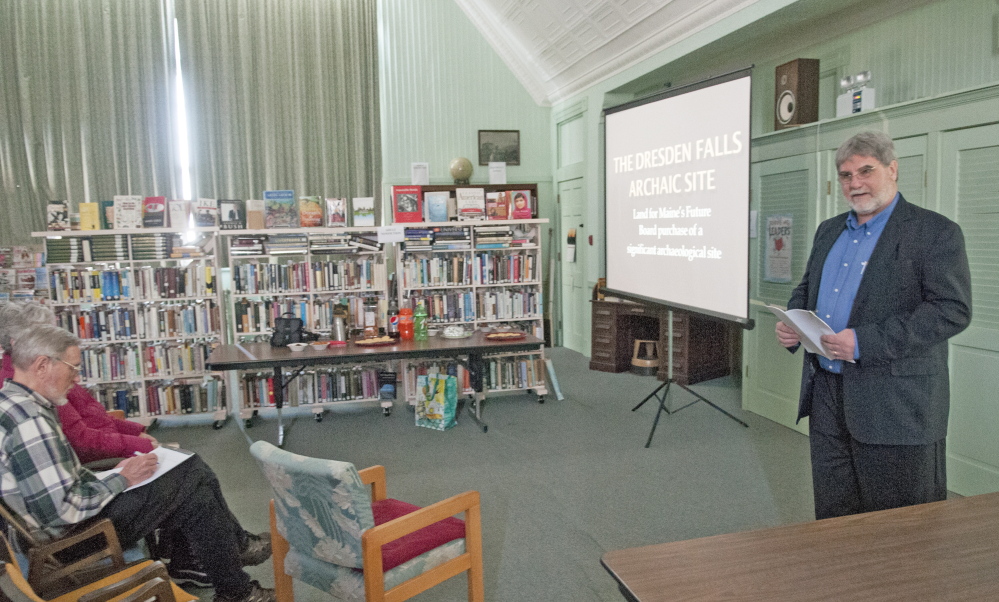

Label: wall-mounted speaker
[774,59,819,130]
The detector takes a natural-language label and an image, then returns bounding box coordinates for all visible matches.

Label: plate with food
[353,336,396,347]
[287,342,309,351]
[485,331,526,341]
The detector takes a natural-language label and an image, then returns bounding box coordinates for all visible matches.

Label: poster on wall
[764,215,792,283]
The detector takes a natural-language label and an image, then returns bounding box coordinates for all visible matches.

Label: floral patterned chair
[249,441,484,602]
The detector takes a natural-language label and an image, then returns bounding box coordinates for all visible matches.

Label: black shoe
[213,580,276,602]
[240,532,272,567]
[167,562,213,588]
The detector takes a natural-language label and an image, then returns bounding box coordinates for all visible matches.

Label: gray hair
[836,131,897,168]
[10,324,79,372]
[0,302,24,352]
[0,302,56,353]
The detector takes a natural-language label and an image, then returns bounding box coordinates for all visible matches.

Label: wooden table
[206,333,545,444]
[601,492,999,601]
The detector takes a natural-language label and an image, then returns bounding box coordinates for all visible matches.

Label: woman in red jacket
[0,301,157,462]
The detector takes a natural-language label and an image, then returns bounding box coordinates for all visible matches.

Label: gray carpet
[157,346,814,601]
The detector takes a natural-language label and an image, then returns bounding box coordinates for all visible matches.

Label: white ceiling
[453,0,766,106]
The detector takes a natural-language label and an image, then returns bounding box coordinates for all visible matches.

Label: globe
[449,157,473,184]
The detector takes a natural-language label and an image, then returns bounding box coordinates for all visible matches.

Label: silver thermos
[332,317,347,344]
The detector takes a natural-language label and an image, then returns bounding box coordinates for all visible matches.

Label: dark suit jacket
[788,195,971,445]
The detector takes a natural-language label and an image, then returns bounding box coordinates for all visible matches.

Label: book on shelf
[298,196,323,227]
[194,198,218,227]
[486,192,510,220]
[325,198,347,227]
[142,196,167,228]
[99,200,115,230]
[392,185,423,223]
[229,235,266,255]
[264,189,297,228]
[352,197,375,227]
[424,191,450,223]
[219,200,247,230]
[15,268,37,290]
[11,247,34,268]
[46,201,70,231]
[455,188,485,220]
[113,195,143,229]
[349,232,382,251]
[0,269,16,291]
[510,190,532,219]
[245,199,265,230]
[167,199,190,229]
[78,202,100,230]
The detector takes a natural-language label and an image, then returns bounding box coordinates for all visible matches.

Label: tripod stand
[632,378,747,448]
[631,310,748,448]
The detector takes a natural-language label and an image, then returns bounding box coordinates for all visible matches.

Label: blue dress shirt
[815,194,899,373]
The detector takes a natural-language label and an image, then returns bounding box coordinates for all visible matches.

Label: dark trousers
[809,369,947,520]
[97,454,251,596]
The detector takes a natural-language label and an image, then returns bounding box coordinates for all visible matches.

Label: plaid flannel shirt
[0,379,127,538]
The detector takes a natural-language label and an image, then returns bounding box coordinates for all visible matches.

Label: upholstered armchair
[249,441,484,602]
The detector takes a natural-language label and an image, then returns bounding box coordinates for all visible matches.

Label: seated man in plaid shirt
[0,324,274,602]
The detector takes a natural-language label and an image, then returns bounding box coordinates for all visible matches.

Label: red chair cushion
[369,498,466,571]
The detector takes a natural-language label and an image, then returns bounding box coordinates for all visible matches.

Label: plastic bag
[415,374,458,430]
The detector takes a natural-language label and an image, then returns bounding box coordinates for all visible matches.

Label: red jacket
[1,354,153,463]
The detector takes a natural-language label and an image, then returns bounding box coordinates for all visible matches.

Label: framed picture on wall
[478,130,520,166]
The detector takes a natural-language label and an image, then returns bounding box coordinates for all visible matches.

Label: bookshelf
[398,218,549,403]
[217,227,390,423]
[32,228,227,427]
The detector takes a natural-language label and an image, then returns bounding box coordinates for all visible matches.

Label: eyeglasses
[837,165,878,184]
[51,357,83,374]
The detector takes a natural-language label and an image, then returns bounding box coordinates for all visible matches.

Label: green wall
[377,0,553,211]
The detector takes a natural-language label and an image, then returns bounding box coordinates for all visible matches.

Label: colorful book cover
[142,196,167,227]
[351,197,375,227]
[324,198,347,227]
[0,269,16,291]
[46,201,70,231]
[15,268,36,290]
[194,198,218,227]
[99,200,115,230]
[11,247,34,268]
[298,196,323,227]
[510,190,532,219]
[391,186,423,223]
[486,192,511,220]
[219,200,247,230]
[167,199,190,229]
[424,191,450,223]
[455,188,485,220]
[263,190,297,228]
[246,199,266,230]
[78,202,101,230]
[113,195,143,229]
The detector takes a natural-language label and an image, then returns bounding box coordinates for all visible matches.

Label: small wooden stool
[631,339,660,376]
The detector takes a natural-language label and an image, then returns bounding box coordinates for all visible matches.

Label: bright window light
[174,18,192,202]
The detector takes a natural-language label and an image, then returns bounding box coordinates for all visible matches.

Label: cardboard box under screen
[602,71,752,325]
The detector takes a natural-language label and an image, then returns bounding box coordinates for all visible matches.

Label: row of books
[132,264,216,299]
[476,290,543,322]
[138,302,221,340]
[475,251,538,285]
[231,258,386,295]
[46,194,379,231]
[483,355,546,391]
[56,306,138,342]
[93,386,142,418]
[47,268,130,303]
[402,256,474,289]
[240,365,385,408]
[80,344,141,383]
[0,246,41,269]
[403,361,472,401]
[145,379,224,416]
[391,187,534,223]
[143,342,213,377]
[406,291,477,324]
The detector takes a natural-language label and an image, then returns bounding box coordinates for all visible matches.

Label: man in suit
[775,131,971,519]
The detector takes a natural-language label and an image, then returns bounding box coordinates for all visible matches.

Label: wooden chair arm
[361,490,480,562]
[106,410,126,421]
[358,465,387,501]
[28,518,126,595]
[77,562,174,602]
